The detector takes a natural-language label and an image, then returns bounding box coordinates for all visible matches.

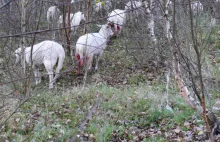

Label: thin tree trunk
[167,0,196,108]
[188,0,212,140]
[67,0,71,54]
[20,0,26,75]
[83,0,90,34]
[163,0,172,40]
[146,0,156,43]
[20,0,28,95]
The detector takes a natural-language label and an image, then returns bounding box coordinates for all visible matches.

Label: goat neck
[98,26,109,39]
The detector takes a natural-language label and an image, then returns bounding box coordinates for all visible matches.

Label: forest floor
[0,35,220,141]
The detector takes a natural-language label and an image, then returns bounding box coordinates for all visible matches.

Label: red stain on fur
[75,53,82,74]
[75,53,80,60]
[108,22,114,28]
[117,25,120,31]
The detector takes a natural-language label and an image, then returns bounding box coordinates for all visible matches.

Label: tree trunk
[20,0,26,75]
[67,0,71,54]
[146,0,156,43]
[170,0,220,140]
[83,0,90,34]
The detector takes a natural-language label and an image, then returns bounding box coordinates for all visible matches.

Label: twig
[70,97,101,142]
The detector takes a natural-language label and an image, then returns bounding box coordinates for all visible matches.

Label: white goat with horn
[15,40,65,89]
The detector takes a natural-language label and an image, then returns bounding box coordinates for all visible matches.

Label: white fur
[125,1,144,21]
[107,9,126,35]
[75,24,114,75]
[191,1,203,12]
[15,40,65,89]
[47,6,60,26]
[125,1,143,10]
[94,1,112,13]
[58,13,74,28]
[58,11,86,34]
[71,11,86,34]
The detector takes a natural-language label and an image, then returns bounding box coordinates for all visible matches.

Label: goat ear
[96,24,102,28]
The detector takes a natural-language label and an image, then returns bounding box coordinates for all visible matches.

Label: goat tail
[55,52,65,76]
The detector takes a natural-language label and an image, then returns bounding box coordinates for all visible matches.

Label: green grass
[143,136,168,142]
[0,83,200,141]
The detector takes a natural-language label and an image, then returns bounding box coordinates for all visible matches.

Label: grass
[0,82,200,141]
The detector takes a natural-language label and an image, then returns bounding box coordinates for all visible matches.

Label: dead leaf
[173,127,181,134]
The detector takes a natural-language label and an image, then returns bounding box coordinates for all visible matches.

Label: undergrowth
[0,83,199,141]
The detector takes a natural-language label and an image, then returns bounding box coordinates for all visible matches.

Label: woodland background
[0,0,220,141]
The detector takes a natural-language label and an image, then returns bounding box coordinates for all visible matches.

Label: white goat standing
[47,6,60,39]
[94,1,112,13]
[191,1,203,13]
[125,0,143,12]
[58,11,86,35]
[107,9,126,35]
[75,24,114,84]
[58,13,74,28]
[47,6,60,29]
[15,40,65,89]
[125,1,144,22]
[71,11,86,34]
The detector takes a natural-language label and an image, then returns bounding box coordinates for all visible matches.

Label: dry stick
[28,1,44,95]
[82,0,91,88]
[70,98,101,142]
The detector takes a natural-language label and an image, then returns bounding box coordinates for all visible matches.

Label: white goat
[47,6,60,28]
[125,1,143,11]
[58,11,86,35]
[15,40,65,89]
[75,24,114,77]
[58,13,74,28]
[191,1,203,13]
[125,1,144,21]
[94,1,112,13]
[107,9,126,35]
[70,11,86,34]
